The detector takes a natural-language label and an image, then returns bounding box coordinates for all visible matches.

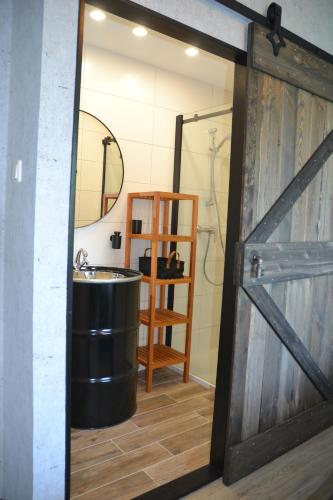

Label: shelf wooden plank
[158,234,194,242]
[127,233,153,240]
[128,233,193,242]
[137,344,187,368]
[142,276,192,285]
[128,191,198,201]
[140,308,189,327]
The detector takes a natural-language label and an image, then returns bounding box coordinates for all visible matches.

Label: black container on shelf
[71,266,142,428]
[131,219,142,234]
[139,248,184,279]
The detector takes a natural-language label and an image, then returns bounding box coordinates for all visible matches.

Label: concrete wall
[31,1,79,497]
[2,0,78,498]
[133,0,333,54]
[4,0,42,494]
[0,0,12,496]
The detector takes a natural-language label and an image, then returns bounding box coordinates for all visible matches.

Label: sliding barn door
[224,23,333,483]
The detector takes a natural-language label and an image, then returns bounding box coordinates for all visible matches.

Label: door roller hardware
[266,2,286,56]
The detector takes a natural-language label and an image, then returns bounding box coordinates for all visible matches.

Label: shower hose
[203,143,227,287]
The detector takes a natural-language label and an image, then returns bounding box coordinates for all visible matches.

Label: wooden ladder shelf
[125,191,198,392]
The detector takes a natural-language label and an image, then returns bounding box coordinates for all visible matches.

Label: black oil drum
[71,266,142,428]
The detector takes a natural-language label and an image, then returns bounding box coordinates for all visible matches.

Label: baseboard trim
[169,365,216,390]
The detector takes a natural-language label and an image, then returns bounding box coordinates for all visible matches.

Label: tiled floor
[70,368,214,499]
[185,426,333,500]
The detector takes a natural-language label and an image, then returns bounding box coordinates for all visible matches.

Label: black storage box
[139,248,184,279]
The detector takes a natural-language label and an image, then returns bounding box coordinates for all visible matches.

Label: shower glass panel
[172,105,232,386]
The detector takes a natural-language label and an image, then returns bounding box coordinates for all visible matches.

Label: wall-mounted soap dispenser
[110,231,122,249]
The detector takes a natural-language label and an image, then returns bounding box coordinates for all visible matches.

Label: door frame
[65,1,333,499]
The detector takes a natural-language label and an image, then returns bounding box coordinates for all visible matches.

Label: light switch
[13,160,22,183]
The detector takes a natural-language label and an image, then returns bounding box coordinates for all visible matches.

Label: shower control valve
[197,225,217,240]
[197,225,216,233]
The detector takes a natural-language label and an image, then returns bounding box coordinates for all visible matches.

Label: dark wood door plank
[246,129,333,244]
[225,21,333,487]
[244,285,333,400]
[225,400,333,484]
[249,24,333,102]
[242,241,333,285]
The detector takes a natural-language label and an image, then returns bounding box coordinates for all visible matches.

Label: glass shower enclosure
[170,105,233,386]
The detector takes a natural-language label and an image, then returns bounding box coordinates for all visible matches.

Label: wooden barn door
[223,23,333,483]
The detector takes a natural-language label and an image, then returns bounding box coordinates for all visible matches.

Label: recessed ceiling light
[132,26,148,37]
[89,9,106,21]
[185,47,199,57]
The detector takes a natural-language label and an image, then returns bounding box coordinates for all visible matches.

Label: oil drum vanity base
[71,266,142,428]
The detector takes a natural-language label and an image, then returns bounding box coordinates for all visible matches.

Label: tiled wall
[74,43,232,367]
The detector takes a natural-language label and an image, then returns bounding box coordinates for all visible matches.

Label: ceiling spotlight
[132,26,148,37]
[89,9,106,21]
[185,47,199,57]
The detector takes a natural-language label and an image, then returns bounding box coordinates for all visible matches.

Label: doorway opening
[68,2,246,498]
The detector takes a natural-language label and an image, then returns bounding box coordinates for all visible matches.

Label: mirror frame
[75,109,124,228]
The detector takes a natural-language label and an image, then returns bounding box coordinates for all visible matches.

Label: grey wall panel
[132,0,333,55]
[0,0,12,497]
[2,0,79,498]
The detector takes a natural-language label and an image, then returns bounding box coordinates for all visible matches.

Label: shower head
[208,128,218,136]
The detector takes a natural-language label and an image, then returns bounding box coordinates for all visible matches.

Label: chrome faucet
[74,248,89,270]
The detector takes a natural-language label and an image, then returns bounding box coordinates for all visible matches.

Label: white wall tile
[81,129,104,163]
[212,87,233,108]
[80,161,103,191]
[119,139,152,184]
[152,107,178,148]
[80,88,154,144]
[74,221,126,266]
[182,120,210,155]
[151,146,174,188]
[79,190,101,221]
[199,292,223,329]
[179,152,210,191]
[155,67,212,113]
[83,45,156,105]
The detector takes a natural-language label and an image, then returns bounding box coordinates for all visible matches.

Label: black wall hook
[266,3,286,56]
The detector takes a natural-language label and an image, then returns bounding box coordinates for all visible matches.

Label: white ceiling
[83,5,234,92]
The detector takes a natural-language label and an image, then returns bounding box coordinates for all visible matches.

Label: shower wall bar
[182,107,233,124]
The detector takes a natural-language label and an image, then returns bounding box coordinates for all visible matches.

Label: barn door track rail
[238,129,333,400]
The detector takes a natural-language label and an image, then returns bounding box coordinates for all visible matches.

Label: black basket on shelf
[139,248,184,279]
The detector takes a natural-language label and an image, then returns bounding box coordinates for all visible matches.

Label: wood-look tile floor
[185,425,333,500]
[70,368,214,499]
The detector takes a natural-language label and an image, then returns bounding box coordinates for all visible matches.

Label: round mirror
[74,111,124,228]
